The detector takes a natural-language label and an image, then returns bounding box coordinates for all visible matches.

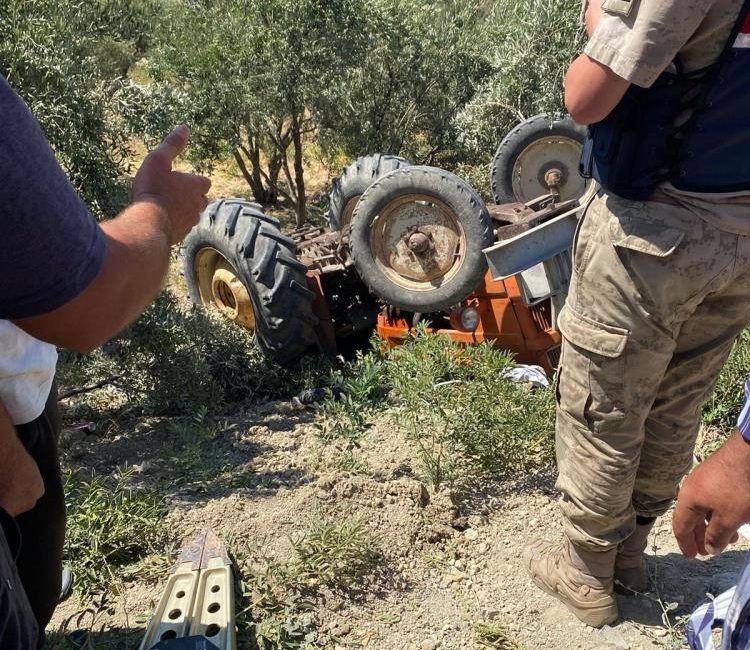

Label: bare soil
[49,397,749,650]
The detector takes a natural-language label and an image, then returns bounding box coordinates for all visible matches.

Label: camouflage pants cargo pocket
[556,191,750,551]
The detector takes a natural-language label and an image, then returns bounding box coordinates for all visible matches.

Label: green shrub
[702,331,750,432]
[64,467,168,599]
[454,0,582,165]
[57,290,333,420]
[0,0,159,218]
[385,328,556,489]
[237,512,380,649]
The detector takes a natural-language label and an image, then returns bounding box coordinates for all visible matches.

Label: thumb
[155,124,190,164]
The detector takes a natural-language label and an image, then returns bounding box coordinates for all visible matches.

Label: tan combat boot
[523,538,618,628]
[614,520,655,594]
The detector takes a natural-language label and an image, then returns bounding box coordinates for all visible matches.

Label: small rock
[331,622,351,637]
[59,428,87,448]
[420,640,436,650]
[597,625,630,649]
[464,528,479,542]
[415,483,430,507]
[442,571,468,586]
[452,516,469,530]
[317,476,336,491]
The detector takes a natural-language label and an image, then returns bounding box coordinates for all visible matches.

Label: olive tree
[0,0,160,217]
[314,0,494,165]
[144,0,498,225]
[145,0,369,226]
[454,0,582,160]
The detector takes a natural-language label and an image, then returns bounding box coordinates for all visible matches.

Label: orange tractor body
[374,271,561,375]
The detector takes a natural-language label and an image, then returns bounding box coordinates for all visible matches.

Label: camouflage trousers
[556,190,750,551]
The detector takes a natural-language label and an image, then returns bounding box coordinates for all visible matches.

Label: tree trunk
[291,114,306,227]
[267,151,283,199]
[234,141,277,205]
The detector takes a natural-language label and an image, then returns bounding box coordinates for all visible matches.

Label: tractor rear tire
[350,166,493,313]
[491,113,588,204]
[182,198,319,365]
[325,153,412,231]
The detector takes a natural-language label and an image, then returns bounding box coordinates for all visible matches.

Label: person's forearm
[15,202,172,352]
[96,201,173,331]
[13,126,209,351]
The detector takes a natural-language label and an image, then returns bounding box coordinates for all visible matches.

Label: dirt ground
[49,395,749,650]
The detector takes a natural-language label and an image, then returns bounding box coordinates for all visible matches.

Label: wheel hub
[407,230,432,254]
[512,136,587,203]
[370,194,465,290]
[194,249,256,331]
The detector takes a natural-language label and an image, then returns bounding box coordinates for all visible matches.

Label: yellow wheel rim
[194,248,256,331]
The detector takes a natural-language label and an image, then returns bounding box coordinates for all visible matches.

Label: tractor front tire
[325,153,412,231]
[182,199,318,365]
[350,166,493,313]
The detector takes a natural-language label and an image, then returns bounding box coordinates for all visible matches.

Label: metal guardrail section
[483,205,580,280]
[140,530,236,650]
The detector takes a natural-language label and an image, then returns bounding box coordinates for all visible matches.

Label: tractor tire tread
[350,166,493,313]
[325,153,412,230]
[182,198,318,365]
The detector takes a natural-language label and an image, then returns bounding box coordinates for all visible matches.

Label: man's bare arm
[13,126,211,352]
[565,55,631,125]
[565,0,631,125]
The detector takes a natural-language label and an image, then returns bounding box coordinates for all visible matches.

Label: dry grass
[127,138,334,206]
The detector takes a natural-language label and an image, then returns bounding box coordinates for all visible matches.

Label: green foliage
[144,0,371,223]
[64,467,169,600]
[316,394,373,452]
[292,515,380,589]
[144,0,497,220]
[315,0,494,164]
[57,290,333,421]
[237,512,380,649]
[0,0,159,217]
[315,350,387,453]
[455,0,582,164]
[702,331,750,432]
[385,327,556,489]
[161,406,235,487]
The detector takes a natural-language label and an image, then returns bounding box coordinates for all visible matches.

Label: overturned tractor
[182,114,590,375]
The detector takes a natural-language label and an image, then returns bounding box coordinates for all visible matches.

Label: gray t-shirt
[0,74,105,318]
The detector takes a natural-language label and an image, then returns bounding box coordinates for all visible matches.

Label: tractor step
[139,530,236,650]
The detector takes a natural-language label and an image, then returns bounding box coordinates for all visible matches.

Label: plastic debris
[501,364,550,389]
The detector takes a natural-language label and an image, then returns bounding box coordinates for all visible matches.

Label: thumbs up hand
[132,125,212,245]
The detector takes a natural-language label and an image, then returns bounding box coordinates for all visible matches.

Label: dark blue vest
[580,1,750,199]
